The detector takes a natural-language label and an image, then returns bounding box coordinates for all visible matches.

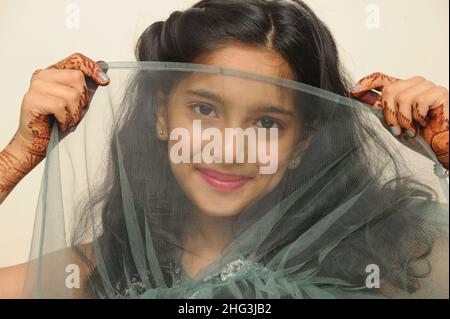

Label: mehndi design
[350,72,449,170]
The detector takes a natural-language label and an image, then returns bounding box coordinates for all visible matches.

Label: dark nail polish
[405,130,416,138]
[97,61,109,72]
[96,70,110,82]
[352,85,360,92]
[390,126,400,136]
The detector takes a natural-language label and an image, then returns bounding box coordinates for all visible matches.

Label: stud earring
[289,159,298,169]
[159,129,165,136]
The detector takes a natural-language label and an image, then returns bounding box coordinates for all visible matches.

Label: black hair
[72,0,436,298]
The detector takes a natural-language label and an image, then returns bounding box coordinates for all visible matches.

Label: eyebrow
[185,89,294,117]
[186,89,224,104]
[254,106,294,117]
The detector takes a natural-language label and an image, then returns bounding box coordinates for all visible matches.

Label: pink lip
[197,168,251,192]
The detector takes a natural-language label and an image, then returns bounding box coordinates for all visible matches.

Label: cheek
[272,134,299,167]
[168,113,191,131]
[167,99,195,126]
[253,164,288,199]
[168,161,196,196]
[277,146,292,166]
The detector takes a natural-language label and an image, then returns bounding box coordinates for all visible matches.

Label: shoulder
[0,262,28,298]
[0,243,96,299]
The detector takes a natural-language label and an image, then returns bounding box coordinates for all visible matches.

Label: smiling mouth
[197,168,252,192]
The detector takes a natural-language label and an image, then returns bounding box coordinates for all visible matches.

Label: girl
[0,0,448,298]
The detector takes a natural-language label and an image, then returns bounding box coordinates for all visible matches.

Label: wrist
[0,133,45,194]
[11,129,48,162]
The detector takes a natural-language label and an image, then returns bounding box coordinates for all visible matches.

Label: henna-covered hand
[350,72,449,170]
[0,53,110,198]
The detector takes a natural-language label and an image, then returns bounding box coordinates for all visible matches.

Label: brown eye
[193,103,217,117]
[256,118,282,129]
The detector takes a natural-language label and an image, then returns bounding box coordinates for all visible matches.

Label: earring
[289,159,298,169]
[159,129,165,136]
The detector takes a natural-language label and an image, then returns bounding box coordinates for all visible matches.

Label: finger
[26,91,72,131]
[31,68,87,91]
[406,81,437,126]
[414,86,448,128]
[85,61,108,104]
[429,103,450,125]
[393,78,429,136]
[350,72,399,95]
[419,86,449,111]
[397,102,417,137]
[32,69,88,109]
[381,77,433,136]
[32,80,83,112]
[31,80,87,130]
[394,78,431,127]
[382,100,401,136]
[421,105,449,169]
[47,53,110,86]
[380,83,402,136]
[351,90,383,110]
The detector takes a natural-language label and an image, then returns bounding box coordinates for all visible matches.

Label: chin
[193,200,244,218]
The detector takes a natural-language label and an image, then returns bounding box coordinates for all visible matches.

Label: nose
[221,126,257,165]
[196,124,253,164]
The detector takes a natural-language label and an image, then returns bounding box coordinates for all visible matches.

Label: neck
[185,212,235,253]
[181,210,236,278]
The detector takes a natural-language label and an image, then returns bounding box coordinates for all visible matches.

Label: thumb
[349,72,399,95]
[85,61,109,103]
[350,90,382,109]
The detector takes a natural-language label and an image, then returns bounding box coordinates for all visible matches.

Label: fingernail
[97,61,109,72]
[405,130,416,138]
[352,85,361,92]
[96,70,110,82]
[390,126,400,136]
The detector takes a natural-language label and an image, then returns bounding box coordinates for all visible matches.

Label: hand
[349,72,449,170]
[0,53,110,195]
[17,52,110,161]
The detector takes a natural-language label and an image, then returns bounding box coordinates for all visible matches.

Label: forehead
[168,45,296,109]
[170,72,296,112]
[196,44,294,80]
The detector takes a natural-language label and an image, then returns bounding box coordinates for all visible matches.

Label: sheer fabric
[22,62,449,299]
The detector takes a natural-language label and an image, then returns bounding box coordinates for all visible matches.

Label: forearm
[0,134,45,205]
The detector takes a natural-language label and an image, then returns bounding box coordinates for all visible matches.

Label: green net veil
[22,62,449,299]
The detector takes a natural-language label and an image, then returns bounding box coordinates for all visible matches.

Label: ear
[287,148,302,170]
[155,90,169,141]
[287,136,312,170]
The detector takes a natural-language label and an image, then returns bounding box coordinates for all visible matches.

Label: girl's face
[157,45,302,217]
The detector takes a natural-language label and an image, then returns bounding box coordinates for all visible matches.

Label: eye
[255,118,283,129]
[193,103,217,118]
